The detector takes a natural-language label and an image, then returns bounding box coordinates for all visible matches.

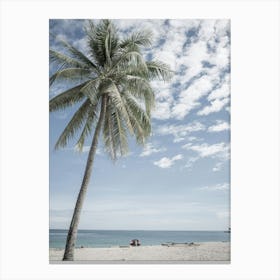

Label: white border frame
[1,0,279,279]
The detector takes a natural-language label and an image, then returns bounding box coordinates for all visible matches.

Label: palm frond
[54,35,100,72]
[103,98,117,160]
[49,81,89,112]
[113,50,149,76]
[125,109,145,145]
[107,82,134,135]
[50,68,92,86]
[123,75,155,116]
[86,19,119,67]
[50,49,89,70]
[75,102,99,152]
[80,78,101,105]
[55,100,91,149]
[146,60,173,81]
[120,29,153,49]
[123,92,151,142]
[114,109,129,156]
[103,98,129,160]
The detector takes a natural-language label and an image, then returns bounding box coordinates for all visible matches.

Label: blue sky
[49,19,230,230]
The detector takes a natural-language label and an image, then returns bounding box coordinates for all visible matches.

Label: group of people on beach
[130,239,141,246]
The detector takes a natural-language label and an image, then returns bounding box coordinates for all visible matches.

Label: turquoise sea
[49,229,230,248]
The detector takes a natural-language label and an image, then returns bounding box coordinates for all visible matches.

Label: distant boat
[224,227,231,233]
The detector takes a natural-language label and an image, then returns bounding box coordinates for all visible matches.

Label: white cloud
[208,120,230,132]
[172,75,216,119]
[74,145,101,155]
[177,41,208,84]
[208,37,230,70]
[199,183,229,191]
[214,20,230,37]
[156,121,205,142]
[184,156,199,169]
[152,101,172,120]
[187,136,203,142]
[168,19,230,120]
[197,97,229,116]
[198,19,216,41]
[208,82,230,101]
[143,19,230,121]
[212,162,224,172]
[140,143,166,157]
[173,137,185,143]
[182,142,230,160]
[182,141,230,171]
[153,154,183,168]
[114,19,169,45]
[173,154,183,160]
[198,74,230,116]
[150,79,174,121]
[153,19,200,72]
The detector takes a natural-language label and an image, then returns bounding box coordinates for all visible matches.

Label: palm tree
[49,19,172,261]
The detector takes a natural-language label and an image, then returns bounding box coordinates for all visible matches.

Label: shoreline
[50,241,230,262]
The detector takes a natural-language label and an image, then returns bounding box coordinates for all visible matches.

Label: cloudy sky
[49,19,230,231]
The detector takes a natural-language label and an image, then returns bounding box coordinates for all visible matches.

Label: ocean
[49,229,230,248]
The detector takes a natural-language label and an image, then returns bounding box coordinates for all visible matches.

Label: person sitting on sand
[130,239,136,246]
[130,239,141,246]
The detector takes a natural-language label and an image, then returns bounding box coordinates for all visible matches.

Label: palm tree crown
[50,19,172,159]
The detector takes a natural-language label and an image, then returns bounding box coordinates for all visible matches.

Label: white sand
[50,242,230,262]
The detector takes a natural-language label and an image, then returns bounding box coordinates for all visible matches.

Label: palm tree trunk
[62,95,107,261]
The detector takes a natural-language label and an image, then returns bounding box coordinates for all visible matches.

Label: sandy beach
[49,241,230,263]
